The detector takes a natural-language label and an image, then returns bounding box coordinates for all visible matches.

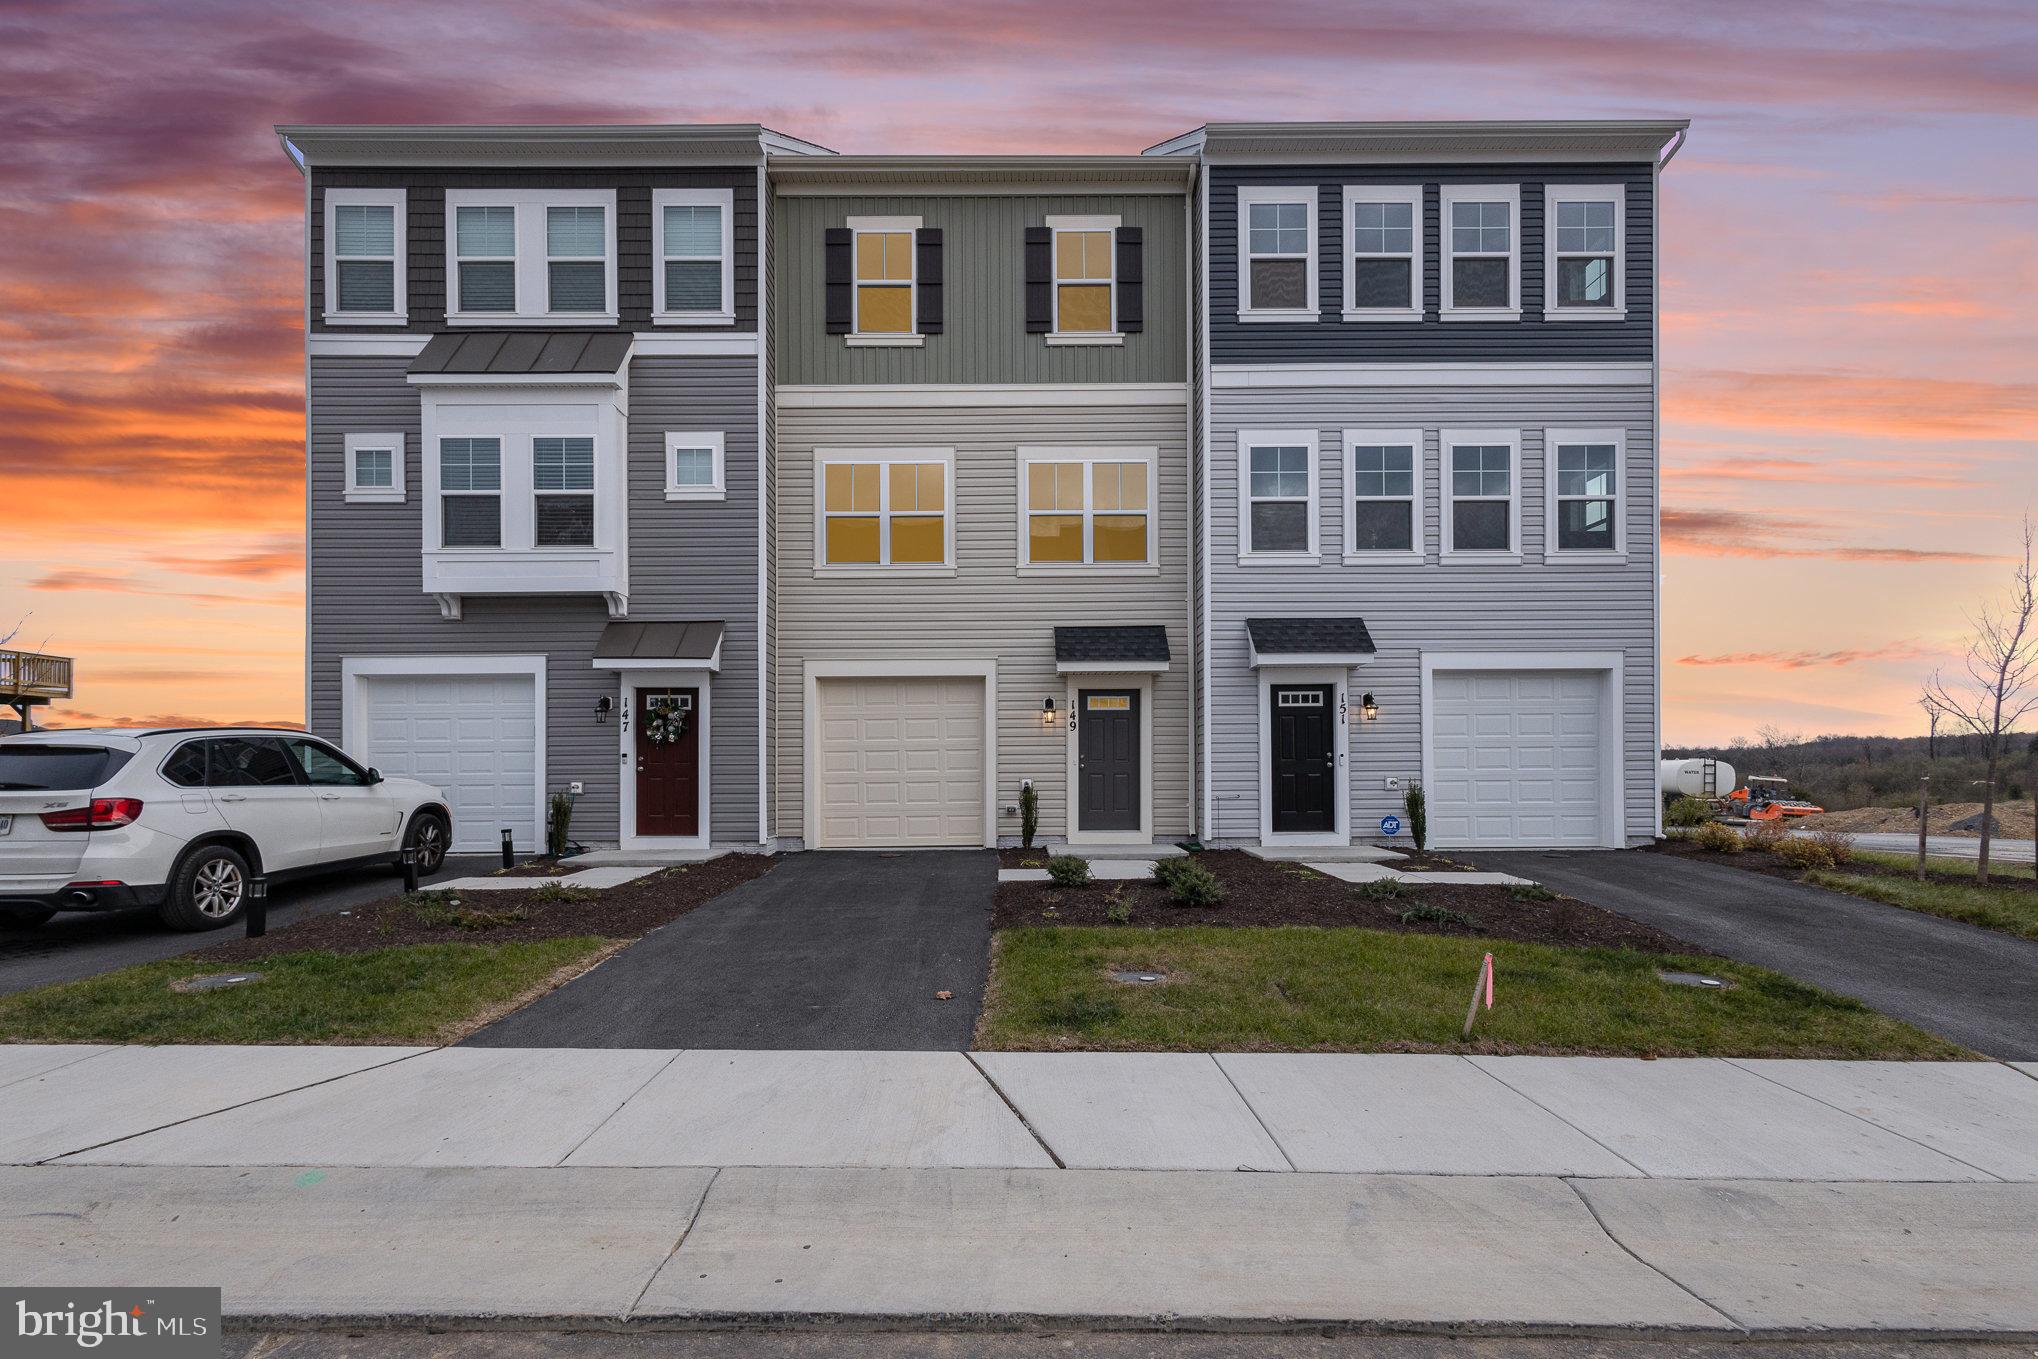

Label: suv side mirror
[366,767,385,784]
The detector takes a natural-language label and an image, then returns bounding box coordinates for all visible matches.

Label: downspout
[288,135,313,735]
[756,158,771,849]
[1649,125,1684,840]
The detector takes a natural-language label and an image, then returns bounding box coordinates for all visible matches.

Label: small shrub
[1404,783,1428,851]
[1397,902,1472,928]
[1157,860,1226,907]
[1508,881,1557,902]
[1664,795,1712,828]
[1355,877,1407,901]
[547,791,574,858]
[1741,821,1789,854]
[1689,821,1745,854]
[1019,782,1038,849]
[530,879,597,905]
[1045,854,1093,887]
[1103,898,1132,925]
[1773,835,1847,871]
[1806,828,1855,866]
[403,891,530,932]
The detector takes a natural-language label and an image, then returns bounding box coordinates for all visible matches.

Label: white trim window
[532,436,595,547]
[1237,429,1319,562]
[1018,446,1157,570]
[1342,186,1422,320]
[438,437,503,548]
[343,432,405,504]
[1440,428,1520,559]
[848,214,920,343]
[665,431,726,501]
[324,188,405,324]
[1047,213,1119,342]
[654,187,735,325]
[445,189,617,324]
[1237,187,1317,321]
[1545,428,1626,558]
[1440,184,1520,320]
[815,448,954,571]
[1342,427,1423,562]
[1544,184,1626,319]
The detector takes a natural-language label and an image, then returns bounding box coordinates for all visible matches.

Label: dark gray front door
[1270,685,1336,833]
[1078,689,1140,833]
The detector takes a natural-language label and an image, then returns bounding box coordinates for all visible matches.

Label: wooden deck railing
[0,648,73,699]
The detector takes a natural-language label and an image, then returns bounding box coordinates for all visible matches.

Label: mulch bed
[194,854,775,963]
[1648,835,2038,889]
[993,850,1705,954]
[490,859,575,878]
[1384,848,1490,872]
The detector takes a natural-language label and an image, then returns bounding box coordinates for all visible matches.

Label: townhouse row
[283,118,1685,855]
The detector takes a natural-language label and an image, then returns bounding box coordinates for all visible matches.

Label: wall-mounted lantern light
[1361,692,1379,722]
[595,696,614,725]
[1042,697,1057,726]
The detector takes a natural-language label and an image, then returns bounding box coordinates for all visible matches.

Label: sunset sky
[3,0,2033,745]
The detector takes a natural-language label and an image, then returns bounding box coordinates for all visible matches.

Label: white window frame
[1044,213,1123,346]
[845,214,922,347]
[1237,186,1318,323]
[1341,427,1424,564]
[1341,186,1422,322]
[664,430,727,501]
[323,188,406,325]
[1236,428,1320,565]
[1015,445,1158,574]
[444,188,618,326]
[531,435,597,550]
[1543,183,1627,321]
[1440,184,1521,321]
[1440,427,1521,562]
[343,431,405,504]
[812,446,956,574]
[652,187,736,326]
[435,435,507,551]
[1543,427,1628,561]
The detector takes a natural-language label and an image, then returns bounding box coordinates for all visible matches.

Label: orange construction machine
[1726,775,1825,821]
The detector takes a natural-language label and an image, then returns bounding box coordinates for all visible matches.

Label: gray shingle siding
[309,168,759,332]
[305,354,762,845]
[1208,164,1654,364]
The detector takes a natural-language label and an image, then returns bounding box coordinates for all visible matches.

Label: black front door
[1078,689,1141,833]
[1270,685,1335,833]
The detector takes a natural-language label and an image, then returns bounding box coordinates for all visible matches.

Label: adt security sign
[1379,814,1402,836]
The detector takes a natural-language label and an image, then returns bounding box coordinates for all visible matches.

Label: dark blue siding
[1210,163,1654,364]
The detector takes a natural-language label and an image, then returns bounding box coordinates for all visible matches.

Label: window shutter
[915,228,944,334]
[1023,226,1052,333]
[823,227,853,334]
[1115,226,1144,333]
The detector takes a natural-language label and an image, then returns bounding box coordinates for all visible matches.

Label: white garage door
[1430,670,1605,848]
[358,673,539,852]
[815,677,985,848]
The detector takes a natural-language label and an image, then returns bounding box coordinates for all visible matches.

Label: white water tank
[1661,757,1736,799]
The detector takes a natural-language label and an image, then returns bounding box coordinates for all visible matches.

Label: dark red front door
[635,688,700,837]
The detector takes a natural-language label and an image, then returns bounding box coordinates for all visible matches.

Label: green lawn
[979,926,1967,1058]
[1806,866,2038,941]
[0,939,609,1045]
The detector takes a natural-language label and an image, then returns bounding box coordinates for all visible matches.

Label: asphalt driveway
[1474,849,2038,1059]
[465,850,996,1050]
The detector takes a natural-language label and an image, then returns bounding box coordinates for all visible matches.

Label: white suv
[0,727,452,930]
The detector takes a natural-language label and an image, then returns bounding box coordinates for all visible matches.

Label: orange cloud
[1662,509,2007,563]
[30,568,301,608]
[151,538,305,581]
[1676,642,1935,670]
[1666,371,2038,440]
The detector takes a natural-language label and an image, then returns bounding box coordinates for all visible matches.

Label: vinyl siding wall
[773,401,1193,844]
[1206,383,1657,845]
[1209,163,1654,364]
[771,194,1187,386]
[305,355,762,844]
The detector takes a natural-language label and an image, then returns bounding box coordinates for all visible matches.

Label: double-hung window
[439,438,502,548]
[664,431,725,501]
[1546,429,1625,557]
[1049,216,1116,337]
[1238,430,1318,561]
[1544,184,1625,318]
[817,450,952,569]
[851,218,917,338]
[323,188,405,323]
[446,190,616,323]
[1343,429,1423,561]
[1440,185,1519,318]
[532,436,595,547]
[343,432,405,504]
[1019,449,1155,568]
[1237,187,1317,320]
[1441,429,1519,558]
[1342,187,1422,320]
[653,188,734,324]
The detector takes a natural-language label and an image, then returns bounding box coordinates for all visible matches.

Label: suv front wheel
[160,843,251,931]
[401,810,450,877]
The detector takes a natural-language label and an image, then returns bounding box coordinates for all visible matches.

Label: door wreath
[643,696,691,745]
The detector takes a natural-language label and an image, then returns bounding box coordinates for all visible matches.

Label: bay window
[439,438,502,548]
[533,436,595,546]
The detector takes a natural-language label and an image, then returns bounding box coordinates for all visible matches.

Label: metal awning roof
[407,331,633,381]
[1054,626,1172,673]
[592,621,724,672]
[1246,617,1378,669]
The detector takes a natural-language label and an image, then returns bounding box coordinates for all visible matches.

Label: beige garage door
[815,677,986,847]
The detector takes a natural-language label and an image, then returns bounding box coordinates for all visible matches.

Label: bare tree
[1923,517,2038,882]
[1918,693,1942,760]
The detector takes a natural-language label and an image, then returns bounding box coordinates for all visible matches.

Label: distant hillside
[1666,729,2038,811]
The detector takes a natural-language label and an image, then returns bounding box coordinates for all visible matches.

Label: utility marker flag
[1462,952,1495,1040]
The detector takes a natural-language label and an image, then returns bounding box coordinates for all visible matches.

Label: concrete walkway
[1473,849,2038,1059]
[3,1046,2036,1335]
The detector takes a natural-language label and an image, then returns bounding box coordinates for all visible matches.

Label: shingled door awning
[592,621,724,671]
[1245,617,1378,669]
[1053,625,1171,673]
[407,330,633,383]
